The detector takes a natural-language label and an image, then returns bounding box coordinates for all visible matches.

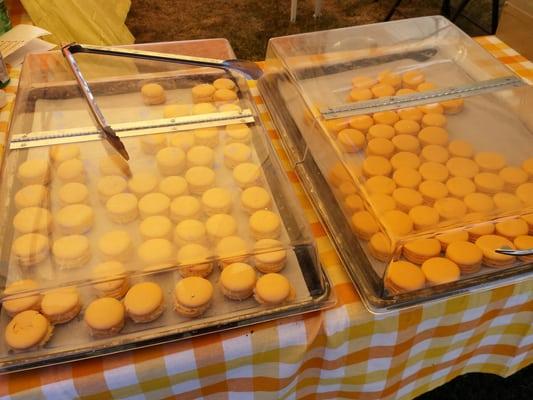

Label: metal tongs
[495,247,533,257]
[61,43,263,160]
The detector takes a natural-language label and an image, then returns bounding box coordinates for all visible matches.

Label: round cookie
[382,210,413,236]
[445,241,483,274]
[254,273,294,305]
[474,172,504,194]
[499,167,528,191]
[138,192,171,219]
[493,192,522,211]
[138,239,175,271]
[514,235,533,263]
[475,151,507,172]
[446,157,479,179]
[58,182,89,206]
[41,287,81,324]
[419,180,448,204]
[421,113,446,128]
[233,163,262,188]
[216,235,250,268]
[418,127,449,147]
[372,111,399,126]
[52,235,91,269]
[57,159,85,183]
[368,124,395,140]
[193,128,219,148]
[365,176,396,195]
[421,145,449,164]
[475,234,515,268]
[351,210,379,240]
[392,187,423,212]
[156,147,186,175]
[366,137,394,158]
[141,83,166,105]
[464,192,495,213]
[369,232,393,262]
[391,152,421,170]
[495,218,528,240]
[369,194,396,214]
[84,297,125,337]
[434,197,467,220]
[106,193,138,224]
[393,168,422,189]
[249,210,280,240]
[421,257,460,285]
[174,219,206,247]
[201,187,232,215]
[140,134,166,155]
[5,310,52,351]
[12,233,50,268]
[419,162,449,182]
[349,115,374,133]
[139,215,173,240]
[124,282,165,323]
[337,129,366,152]
[13,207,52,234]
[363,156,392,177]
[408,205,440,230]
[98,230,133,261]
[436,230,469,251]
[174,276,213,317]
[128,173,158,198]
[220,262,257,300]
[224,143,252,168]
[185,166,215,194]
[394,119,420,136]
[17,159,50,185]
[49,144,80,165]
[56,204,94,235]
[15,185,48,209]
[2,280,41,317]
[352,76,377,89]
[97,175,127,203]
[516,182,533,206]
[403,238,441,264]
[159,176,188,198]
[446,177,476,198]
[385,260,425,293]
[170,195,201,222]
[448,140,474,158]
[392,134,420,154]
[241,186,272,214]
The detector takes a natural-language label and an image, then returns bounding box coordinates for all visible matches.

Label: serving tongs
[61,42,263,160]
[495,247,533,257]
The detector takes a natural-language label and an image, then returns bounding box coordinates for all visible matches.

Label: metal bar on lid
[10,110,255,150]
[320,76,525,119]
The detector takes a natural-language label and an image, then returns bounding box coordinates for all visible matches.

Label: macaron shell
[175,277,213,308]
[255,273,291,304]
[5,310,52,350]
[220,263,257,293]
[84,297,125,330]
[124,282,164,316]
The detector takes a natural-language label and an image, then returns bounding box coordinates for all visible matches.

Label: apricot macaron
[494,218,529,241]
[5,310,53,352]
[84,297,125,338]
[436,230,469,251]
[124,282,165,323]
[403,238,441,265]
[475,234,515,268]
[369,232,393,262]
[254,273,295,305]
[385,260,425,294]
[2,279,41,317]
[421,257,461,285]
[174,277,213,318]
[40,287,82,324]
[445,241,483,274]
[418,180,448,204]
[382,210,413,236]
[253,239,287,273]
[220,262,257,300]
[513,235,533,263]
[351,210,380,240]
[408,205,440,230]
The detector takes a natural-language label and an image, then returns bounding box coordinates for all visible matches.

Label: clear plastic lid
[265,16,522,118]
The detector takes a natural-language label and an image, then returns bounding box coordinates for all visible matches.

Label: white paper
[4,38,55,66]
[0,24,52,64]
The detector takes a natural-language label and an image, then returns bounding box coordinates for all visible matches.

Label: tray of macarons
[0,40,333,373]
[258,18,533,312]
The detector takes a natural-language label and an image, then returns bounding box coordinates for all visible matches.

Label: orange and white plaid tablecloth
[0,6,532,397]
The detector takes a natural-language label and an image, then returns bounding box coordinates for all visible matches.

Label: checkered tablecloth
[0,7,532,396]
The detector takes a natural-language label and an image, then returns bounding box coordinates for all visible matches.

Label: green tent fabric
[21,0,134,45]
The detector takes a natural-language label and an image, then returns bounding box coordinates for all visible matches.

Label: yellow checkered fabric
[0,4,531,397]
